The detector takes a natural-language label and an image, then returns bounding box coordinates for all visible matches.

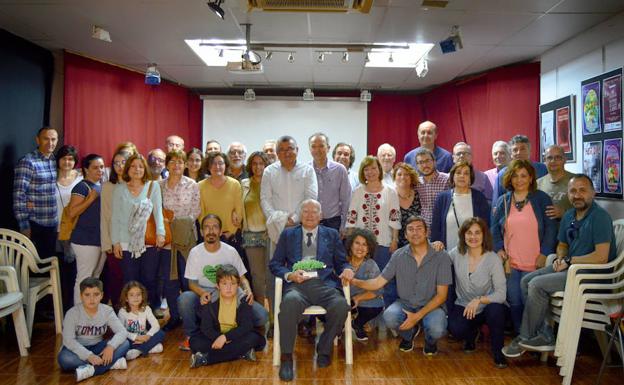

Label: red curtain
[64,52,202,162]
[368,62,540,170]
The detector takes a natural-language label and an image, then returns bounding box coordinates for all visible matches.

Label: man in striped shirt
[414,148,450,230]
[13,127,59,259]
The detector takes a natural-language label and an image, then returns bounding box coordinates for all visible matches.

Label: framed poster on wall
[539,95,575,162]
[581,67,623,200]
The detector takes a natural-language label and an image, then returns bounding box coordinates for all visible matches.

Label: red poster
[556,107,571,153]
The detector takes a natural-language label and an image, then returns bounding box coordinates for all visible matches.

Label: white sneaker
[110,357,127,370]
[126,349,142,360]
[75,364,95,382]
[149,343,163,354]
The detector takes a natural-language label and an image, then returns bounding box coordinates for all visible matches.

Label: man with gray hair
[227,141,248,181]
[147,148,167,180]
[452,142,493,203]
[269,199,354,381]
[377,143,396,186]
[404,120,453,173]
[165,135,185,152]
[537,145,574,221]
[262,140,277,164]
[485,141,510,188]
[492,135,548,206]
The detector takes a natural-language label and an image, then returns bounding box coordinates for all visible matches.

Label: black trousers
[189,331,264,364]
[447,303,506,356]
[30,221,57,259]
[320,216,341,232]
[353,306,383,329]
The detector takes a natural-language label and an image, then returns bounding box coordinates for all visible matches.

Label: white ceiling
[1,0,623,91]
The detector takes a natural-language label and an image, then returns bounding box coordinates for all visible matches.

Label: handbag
[58,182,90,241]
[144,181,173,246]
[502,194,511,275]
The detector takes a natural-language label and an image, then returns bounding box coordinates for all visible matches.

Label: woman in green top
[241,151,270,306]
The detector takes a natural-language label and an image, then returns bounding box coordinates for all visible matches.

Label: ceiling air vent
[421,0,448,8]
[246,0,373,13]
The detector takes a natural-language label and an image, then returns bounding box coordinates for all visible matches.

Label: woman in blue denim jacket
[490,160,557,333]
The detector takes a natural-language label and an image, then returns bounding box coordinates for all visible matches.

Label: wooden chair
[272,277,353,366]
[0,266,30,356]
[0,232,63,337]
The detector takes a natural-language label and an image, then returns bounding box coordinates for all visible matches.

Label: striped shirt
[416,171,450,229]
[13,149,58,230]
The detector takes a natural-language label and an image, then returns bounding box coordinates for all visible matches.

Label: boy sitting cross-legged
[57,277,130,382]
[190,264,266,367]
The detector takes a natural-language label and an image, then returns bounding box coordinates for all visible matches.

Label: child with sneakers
[346,229,384,341]
[57,277,130,382]
[189,264,265,368]
[118,281,166,360]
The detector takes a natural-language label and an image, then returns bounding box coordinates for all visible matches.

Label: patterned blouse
[398,190,422,248]
[346,185,401,247]
[159,176,200,219]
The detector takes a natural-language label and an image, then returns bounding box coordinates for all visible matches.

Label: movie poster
[583,141,602,192]
[602,74,622,132]
[582,81,601,135]
[603,138,622,194]
[541,110,554,154]
[556,106,571,153]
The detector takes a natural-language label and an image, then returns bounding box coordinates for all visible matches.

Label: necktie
[306,232,313,247]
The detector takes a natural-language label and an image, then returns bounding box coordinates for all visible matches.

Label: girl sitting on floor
[190,264,265,368]
[118,281,165,360]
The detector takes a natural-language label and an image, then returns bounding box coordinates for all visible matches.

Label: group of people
[11,121,617,382]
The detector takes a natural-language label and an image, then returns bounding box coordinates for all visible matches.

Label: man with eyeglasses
[414,148,450,229]
[502,174,616,357]
[452,142,493,203]
[537,145,574,221]
[147,148,167,180]
[226,142,248,181]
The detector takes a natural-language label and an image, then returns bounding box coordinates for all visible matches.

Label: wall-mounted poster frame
[581,67,623,200]
[539,95,575,162]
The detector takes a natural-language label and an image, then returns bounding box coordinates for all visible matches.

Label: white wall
[202,98,367,166]
[540,12,624,219]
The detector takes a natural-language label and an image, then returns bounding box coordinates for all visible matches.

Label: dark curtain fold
[368,62,541,170]
[63,52,202,161]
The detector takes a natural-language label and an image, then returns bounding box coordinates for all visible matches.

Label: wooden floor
[0,320,621,385]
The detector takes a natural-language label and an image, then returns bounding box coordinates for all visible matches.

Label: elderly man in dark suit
[269,199,354,381]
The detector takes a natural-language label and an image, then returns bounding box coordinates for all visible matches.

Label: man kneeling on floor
[269,199,354,382]
[502,174,617,358]
[351,215,452,355]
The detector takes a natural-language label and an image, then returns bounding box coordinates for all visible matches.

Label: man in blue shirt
[502,174,616,357]
[492,135,548,207]
[13,127,59,259]
[404,121,453,173]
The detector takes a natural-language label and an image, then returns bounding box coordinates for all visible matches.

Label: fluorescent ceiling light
[365,43,434,68]
[185,39,246,66]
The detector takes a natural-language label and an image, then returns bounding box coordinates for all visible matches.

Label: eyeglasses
[566,220,581,242]
[545,155,564,162]
[228,150,245,156]
[454,151,471,157]
[113,160,126,167]
[416,158,433,166]
[168,159,185,165]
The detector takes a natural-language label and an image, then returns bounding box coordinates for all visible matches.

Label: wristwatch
[563,255,572,265]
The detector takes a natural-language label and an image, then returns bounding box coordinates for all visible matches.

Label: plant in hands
[292,260,325,272]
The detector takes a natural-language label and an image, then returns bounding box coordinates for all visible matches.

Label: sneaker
[162,317,181,332]
[494,353,508,369]
[179,337,190,351]
[423,341,438,356]
[501,336,526,358]
[110,357,127,370]
[75,364,95,382]
[354,326,369,342]
[149,343,163,354]
[518,335,555,352]
[126,349,142,360]
[190,352,208,368]
[399,338,414,352]
[463,340,476,353]
[153,308,165,319]
[242,349,256,361]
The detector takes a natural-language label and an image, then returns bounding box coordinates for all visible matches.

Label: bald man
[404,121,453,173]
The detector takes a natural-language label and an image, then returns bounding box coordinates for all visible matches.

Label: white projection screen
[202,98,368,166]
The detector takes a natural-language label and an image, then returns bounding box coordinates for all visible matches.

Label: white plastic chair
[0,266,30,356]
[0,232,63,337]
[272,277,353,366]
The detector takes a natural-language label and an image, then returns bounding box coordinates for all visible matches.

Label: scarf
[128,196,153,258]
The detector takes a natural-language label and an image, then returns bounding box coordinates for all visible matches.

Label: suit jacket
[269,224,350,289]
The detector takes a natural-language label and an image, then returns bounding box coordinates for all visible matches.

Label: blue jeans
[507,268,530,334]
[121,249,162,308]
[373,245,398,308]
[129,330,166,355]
[57,339,130,375]
[178,290,268,338]
[158,249,188,320]
[383,301,447,344]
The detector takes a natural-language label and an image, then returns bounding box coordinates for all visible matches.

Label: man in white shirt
[177,214,268,350]
[377,143,396,186]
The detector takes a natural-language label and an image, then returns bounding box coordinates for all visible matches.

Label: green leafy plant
[292,260,325,272]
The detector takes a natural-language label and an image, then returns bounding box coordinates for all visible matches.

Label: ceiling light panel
[185,39,246,66]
